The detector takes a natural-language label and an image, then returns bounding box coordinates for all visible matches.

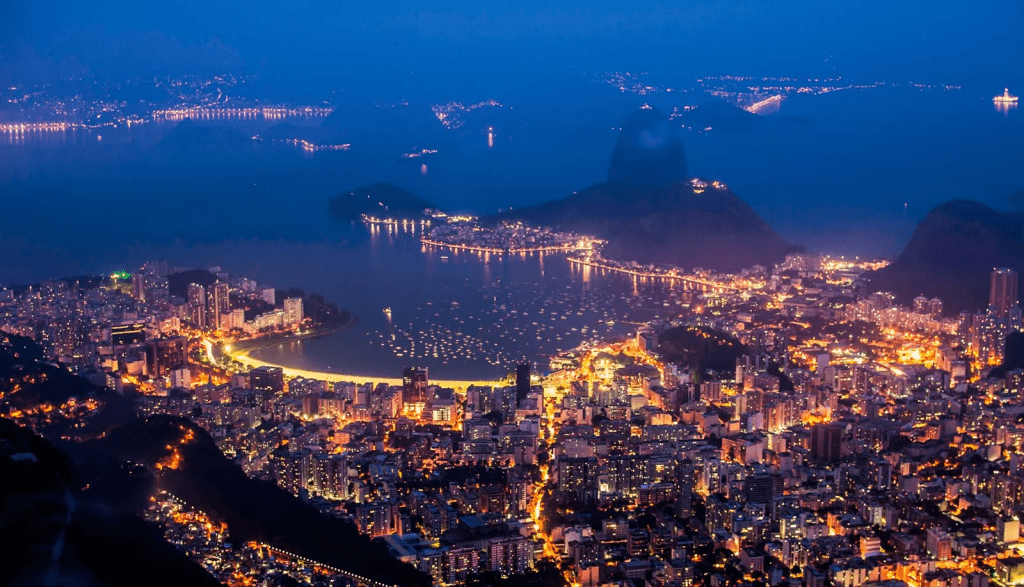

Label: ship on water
[994,88,1019,103]
[994,88,1018,114]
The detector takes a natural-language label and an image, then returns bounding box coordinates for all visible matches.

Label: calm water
[142,224,689,380]
[1,85,1022,377]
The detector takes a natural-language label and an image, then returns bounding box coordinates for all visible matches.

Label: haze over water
[1,81,1022,379]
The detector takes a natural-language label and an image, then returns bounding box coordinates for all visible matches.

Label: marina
[246,223,700,380]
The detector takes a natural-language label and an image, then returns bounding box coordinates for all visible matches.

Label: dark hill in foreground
[658,326,748,373]
[492,107,796,272]
[329,183,435,222]
[0,418,222,587]
[0,334,428,587]
[866,200,1024,314]
[85,415,431,587]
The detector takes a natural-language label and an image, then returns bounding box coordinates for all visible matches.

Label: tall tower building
[187,284,206,329]
[991,268,1019,318]
[674,458,695,518]
[515,362,531,402]
[284,297,304,327]
[403,367,429,406]
[206,282,230,331]
[810,423,844,464]
[131,273,147,302]
[912,295,929,314]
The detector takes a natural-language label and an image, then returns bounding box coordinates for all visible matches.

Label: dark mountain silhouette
[264,99,447,154]
[990,331,1024,379]
[329,183,435,221]
[167,269,219,298]
[83,415,430,587]
[0,332,101,409]
[658,326,748,373]
[0,335,427,587]
[0,418,222,587]
[158,119,252,150]
[492,107,797,272]
[866,200,1024,314]
[607,107,688,188]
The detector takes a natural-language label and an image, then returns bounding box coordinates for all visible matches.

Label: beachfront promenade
[230,351,505,390]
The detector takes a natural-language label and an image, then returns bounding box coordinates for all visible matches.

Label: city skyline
[2,3,1024,587]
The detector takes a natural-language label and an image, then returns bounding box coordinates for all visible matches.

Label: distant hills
[866,200,1024,314]
[492,107,797,272]
[263,99,449,154]
[328,183,435,221]
[167,268,219,298]
[678,99,765,133]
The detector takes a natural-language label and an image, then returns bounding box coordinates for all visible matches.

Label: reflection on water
[995,101,1017,116]
[1,125,100,146]
[0,113,327,147]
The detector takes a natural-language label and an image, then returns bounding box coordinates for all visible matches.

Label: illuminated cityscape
[3,223,1023,586]
[2,3,1024,587]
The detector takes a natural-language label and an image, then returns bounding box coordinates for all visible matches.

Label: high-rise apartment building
[146,337,188,378]
[187,284,206,329]
[284,297,303,327]
[516,362,531,402]
[206,282,230,331]
[991,268,1019,318]
[811,423,844,464]
[403,366,429,405]
[488,536,531,576]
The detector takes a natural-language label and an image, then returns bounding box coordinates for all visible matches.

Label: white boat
[994,88,1019,103]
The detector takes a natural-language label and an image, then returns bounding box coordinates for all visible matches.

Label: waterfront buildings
[3,249,1024,587]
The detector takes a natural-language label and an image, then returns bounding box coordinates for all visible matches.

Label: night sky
[3,1,1022,90]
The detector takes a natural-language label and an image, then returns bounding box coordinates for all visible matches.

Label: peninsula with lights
[493,107,800,272]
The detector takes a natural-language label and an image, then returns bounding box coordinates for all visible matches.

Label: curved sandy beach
[231,350,505,390]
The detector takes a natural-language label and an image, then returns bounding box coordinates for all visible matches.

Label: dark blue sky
[2,1,1022,90]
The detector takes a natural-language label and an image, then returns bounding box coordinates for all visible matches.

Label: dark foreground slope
[866,200,1024,313]
[0,333,429,587]
[85,416,431,587]
[493,107,796,272]
[0,418,222,587]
